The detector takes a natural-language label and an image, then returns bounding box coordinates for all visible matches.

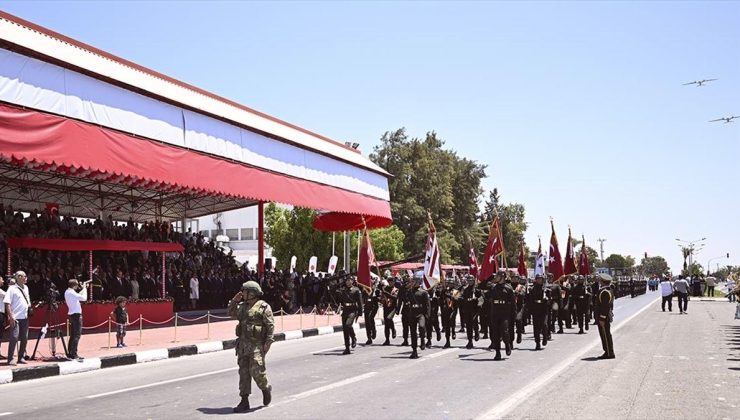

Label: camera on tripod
[46,282,61,311]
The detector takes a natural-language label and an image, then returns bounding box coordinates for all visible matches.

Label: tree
[349,225,406,269]
[685,262,704,277]
[371,128,486,264]
[604,254,628,269]
[479,189,529,267]
[640,256,669,277]
[264,204,333,272]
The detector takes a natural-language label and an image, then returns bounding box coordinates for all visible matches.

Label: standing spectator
[189,274,200,310]
[706,276,716,297]
[110,296,128,348]
[727,277,736,303]
[64,278,89,360]
[660,276,674,312]
[673,275,690,314]
[130,274,140,300]
[4,271,31,365]
[0,276,5,360]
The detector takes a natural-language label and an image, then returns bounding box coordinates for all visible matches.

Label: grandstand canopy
[0,11,392,225]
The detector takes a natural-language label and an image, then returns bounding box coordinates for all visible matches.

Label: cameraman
[65,279,90,360]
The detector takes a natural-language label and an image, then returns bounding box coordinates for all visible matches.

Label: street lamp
[707,253,730,275]
[676,237,707,273]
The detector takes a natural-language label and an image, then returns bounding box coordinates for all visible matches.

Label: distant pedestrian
[706,277,716,297]
[189,275,199,310]
[727,278,736,303]
[673,275,690,314]
[660,277,674,312]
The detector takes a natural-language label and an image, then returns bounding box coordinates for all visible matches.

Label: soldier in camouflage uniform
[228,281,275,413]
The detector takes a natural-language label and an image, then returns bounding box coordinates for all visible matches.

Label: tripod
[30,304,68,361]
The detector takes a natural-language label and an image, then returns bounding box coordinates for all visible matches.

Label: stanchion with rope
[139,314,143,346]
[313,305,317,328]
[174,312,178,343]
[107,316,112,350]
[299,307,303,330]
[207,311,211,340]
[280,309,284,332]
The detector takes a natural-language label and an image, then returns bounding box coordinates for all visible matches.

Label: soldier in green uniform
[228,281,274,413]
[595,273,615,359]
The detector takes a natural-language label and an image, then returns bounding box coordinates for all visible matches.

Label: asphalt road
[0,291,696,419]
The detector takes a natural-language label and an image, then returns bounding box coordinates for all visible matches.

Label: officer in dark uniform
[548,277,564,334]
[595,273,615,359]
[571,275,591,334]
[380,280,398,346]
[487,272,515,360]
[461,276,479,349]
[440,284,458,348]
[561,276,573,329]
[504,273,517,345]
[398,276,411,346]
[589,275,600,325]
[526,274,549,350]
[513,276,528,344]
[478,278,490,341]
[336,276,363,355]
[408,276,430,359]
[362,285,379,344]
[426,286,442,347]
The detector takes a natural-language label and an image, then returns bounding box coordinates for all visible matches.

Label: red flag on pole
[356,228,375,293]
[468,241,479,278]
[422,215,441,290]
[479,215,504,281]
[548,220,564,281]
[578,235,591,275]
[517,240,527,277]
[563,227,578,276]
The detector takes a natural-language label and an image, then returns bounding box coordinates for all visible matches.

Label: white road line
[286,371,378,401]
[311,346,346,355]
[419,348,458,360]
[476,296,660,420]
[0,413,13,417]
[85,367,237,399]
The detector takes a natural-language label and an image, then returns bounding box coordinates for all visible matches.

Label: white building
[192,207,273,268]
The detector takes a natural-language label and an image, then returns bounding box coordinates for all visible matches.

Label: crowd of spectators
[0,204,343,313]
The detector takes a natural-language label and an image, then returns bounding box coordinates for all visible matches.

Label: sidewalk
[1,309,381,383]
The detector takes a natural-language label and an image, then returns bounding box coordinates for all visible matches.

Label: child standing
[111,296,129,348]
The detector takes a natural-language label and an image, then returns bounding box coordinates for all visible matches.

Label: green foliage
[684,262,704,277]
[348,225,407,268]
[479,188,530,267]
[604,253,628,269]
[640,256,669,277]
[264,204,333,272]
[370,128,486,264]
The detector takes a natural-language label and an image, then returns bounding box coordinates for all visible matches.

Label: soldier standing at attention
[408,276,430,359]
[526,274,549,350]
[571,275,591,334]
[336,276,363,354]
[595,273,615,359]
[228,281,274,413]
[487,271,515,360]
[362,286,379,345]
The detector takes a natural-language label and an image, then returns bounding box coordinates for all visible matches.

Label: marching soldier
[504,273,517,345]
[426,286,442,347]
[363,286,379,344]
[513,276,528,344]
[398,276,411,346]
[549,277,564,334]
[478,278,491,340]
[596,273,615,359]
[336,276,363,354]
[228,281,274,413]
[571,275,591,334]
[461,276,480,349]
[526,274,549,350]
[407,276,430,358]
[561,276,573,329]
[440,284,458,348]
[487,271,516,360]
[380,279,399,346]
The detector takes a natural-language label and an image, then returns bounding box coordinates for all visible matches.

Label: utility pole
[597,238,607,262]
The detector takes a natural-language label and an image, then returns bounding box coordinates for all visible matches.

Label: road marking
[477,296,660,420]
[311,346,345,354]
[285,371,378,401]
[85,367,237,399]
[419,348,458,360]
[0,413,12,417]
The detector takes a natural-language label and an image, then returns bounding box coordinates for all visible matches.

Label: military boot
[542,337,548,346]
[465,340,473,349]
[233,397,250,413]
[365,338,373,345]
[505,342,512,356]
[482,332,489,340]
[516,333,522,344]
[342,348,350,355]
[436,331,441,341]
[401,339,409,346]
[585,323,589,331]
[493,351,502,361]
[443,339,451,348]
[382,339,390,346]
[425,339,432,348]
[535,342,541,350]
[578,328,584,334]
[557,328,563,334]
[410,350,419,359]
[262,386,272,406]
[351,336,357,348]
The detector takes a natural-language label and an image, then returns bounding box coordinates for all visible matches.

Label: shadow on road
[198,406,267,415]
[580,356,602,362]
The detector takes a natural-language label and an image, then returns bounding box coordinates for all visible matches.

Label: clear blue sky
[2,1,738,272]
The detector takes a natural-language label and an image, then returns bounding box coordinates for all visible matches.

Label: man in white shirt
[659,276,674,312]
[673,275,691,314]
[65,278,89,360]
[0,276,5,360]
[4,271,31,365]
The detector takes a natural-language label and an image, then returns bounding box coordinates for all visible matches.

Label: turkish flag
[479,216,504,281]
[46,202,60,216]
[578,235,591,275]
[356,229,375,292]
[468,244,479,278]
[548,221,564,281]
[517,240,527,277]
[563,229,578,275]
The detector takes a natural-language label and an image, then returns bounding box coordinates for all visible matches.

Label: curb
[0,318,384,385]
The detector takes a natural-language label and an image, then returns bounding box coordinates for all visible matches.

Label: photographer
[64,278,90,360]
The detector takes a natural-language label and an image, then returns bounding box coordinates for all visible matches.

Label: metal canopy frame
[0,161,258,222]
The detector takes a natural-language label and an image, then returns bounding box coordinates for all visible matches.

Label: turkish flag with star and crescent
[563,228,578,276]
[479,216,504,281]
[548,221,564,281]
[356,228,376,293]
[468,242,479,278]
[578,235,591,275]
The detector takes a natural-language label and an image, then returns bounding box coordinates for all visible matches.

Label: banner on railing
[327,255,338,275]
[290,255,297,273]
[309,256,318,274]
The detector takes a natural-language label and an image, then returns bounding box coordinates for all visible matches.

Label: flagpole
[361,216,383,284]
